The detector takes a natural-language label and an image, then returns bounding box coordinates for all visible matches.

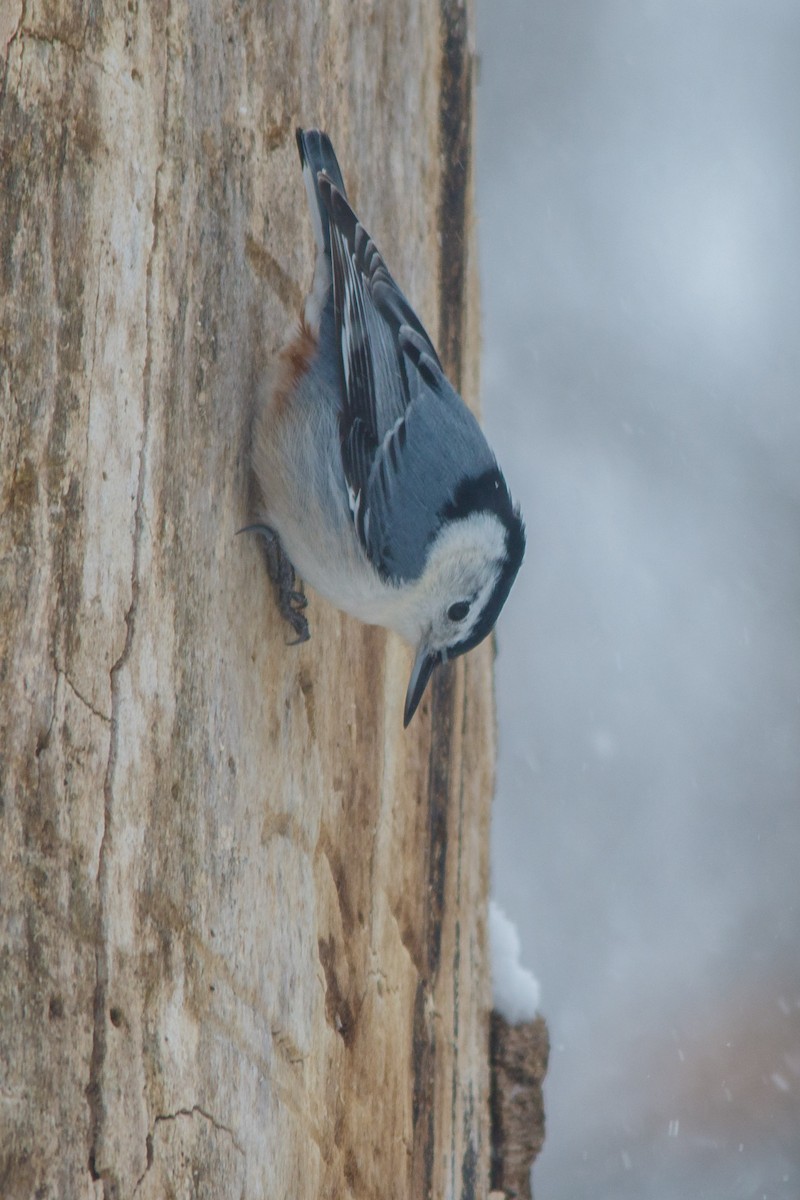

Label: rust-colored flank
[272,318,318,415]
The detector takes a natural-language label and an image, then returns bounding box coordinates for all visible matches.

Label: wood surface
[0,3,502,1197]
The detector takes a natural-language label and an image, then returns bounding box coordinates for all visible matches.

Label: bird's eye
[447,601,471,622]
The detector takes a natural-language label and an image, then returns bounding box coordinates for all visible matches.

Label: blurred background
[475,1,800,1197]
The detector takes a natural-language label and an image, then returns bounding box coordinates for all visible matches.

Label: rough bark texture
[0,2,497,1198]
[489,1014,550,1200]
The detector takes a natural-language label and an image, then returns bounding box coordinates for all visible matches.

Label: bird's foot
[239,523,310,644]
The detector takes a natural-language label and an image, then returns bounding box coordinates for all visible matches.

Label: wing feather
[318,175,494,581]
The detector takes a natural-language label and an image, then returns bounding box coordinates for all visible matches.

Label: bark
[0,2,500,1198]
[489,1014,550,1200]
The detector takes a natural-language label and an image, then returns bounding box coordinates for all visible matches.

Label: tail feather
[295,128,347,255]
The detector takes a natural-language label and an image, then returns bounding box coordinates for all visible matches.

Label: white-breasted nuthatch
[249,128,525,726]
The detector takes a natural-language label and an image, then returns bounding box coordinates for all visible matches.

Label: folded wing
[317,177,496,582]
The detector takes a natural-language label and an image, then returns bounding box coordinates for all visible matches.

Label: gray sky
[476,2,800,1196]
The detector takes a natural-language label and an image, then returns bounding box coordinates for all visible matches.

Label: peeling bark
[489,1014,550,1200]
[0,2,500,1198]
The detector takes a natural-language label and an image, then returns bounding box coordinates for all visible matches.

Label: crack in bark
[4,12,128,89]
[0,384,26,528]
[156,1107,245,1156]
[0,0,25,102]
[60,666,112,724]
[84,266,102,487]
[132,1106,245,1195]
[86,129,165,1191]
[15,20,85,56]
[24,29,84,53]
[411,6,475,1197]
[1,0,25,59]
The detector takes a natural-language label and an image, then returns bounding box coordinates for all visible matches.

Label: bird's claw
[239,523,311,644]
[281,589,310,644]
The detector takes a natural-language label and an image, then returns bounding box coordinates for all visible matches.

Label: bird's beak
[404,644,440,728]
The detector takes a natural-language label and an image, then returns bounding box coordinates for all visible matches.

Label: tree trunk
[1,2,497,1197]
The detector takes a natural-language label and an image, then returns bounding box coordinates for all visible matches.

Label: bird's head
[403,469,525,726]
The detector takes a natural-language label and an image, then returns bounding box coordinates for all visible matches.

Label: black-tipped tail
[295,129,346,194]
[295,128,348,257]
[292,126,345,255]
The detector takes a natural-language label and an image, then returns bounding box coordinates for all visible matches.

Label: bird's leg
[239,524,310,644]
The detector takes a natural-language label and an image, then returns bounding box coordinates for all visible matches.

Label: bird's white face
[398,512,512,725]
[418,512,509,656]
[380,511,508,646]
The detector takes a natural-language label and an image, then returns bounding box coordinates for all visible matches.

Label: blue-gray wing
[318,178,496,581]
[361,327,497,580]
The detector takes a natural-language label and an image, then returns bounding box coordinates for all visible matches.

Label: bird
[249,128,525,727]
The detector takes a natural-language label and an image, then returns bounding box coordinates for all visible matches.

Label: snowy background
[476,2,800,1197]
